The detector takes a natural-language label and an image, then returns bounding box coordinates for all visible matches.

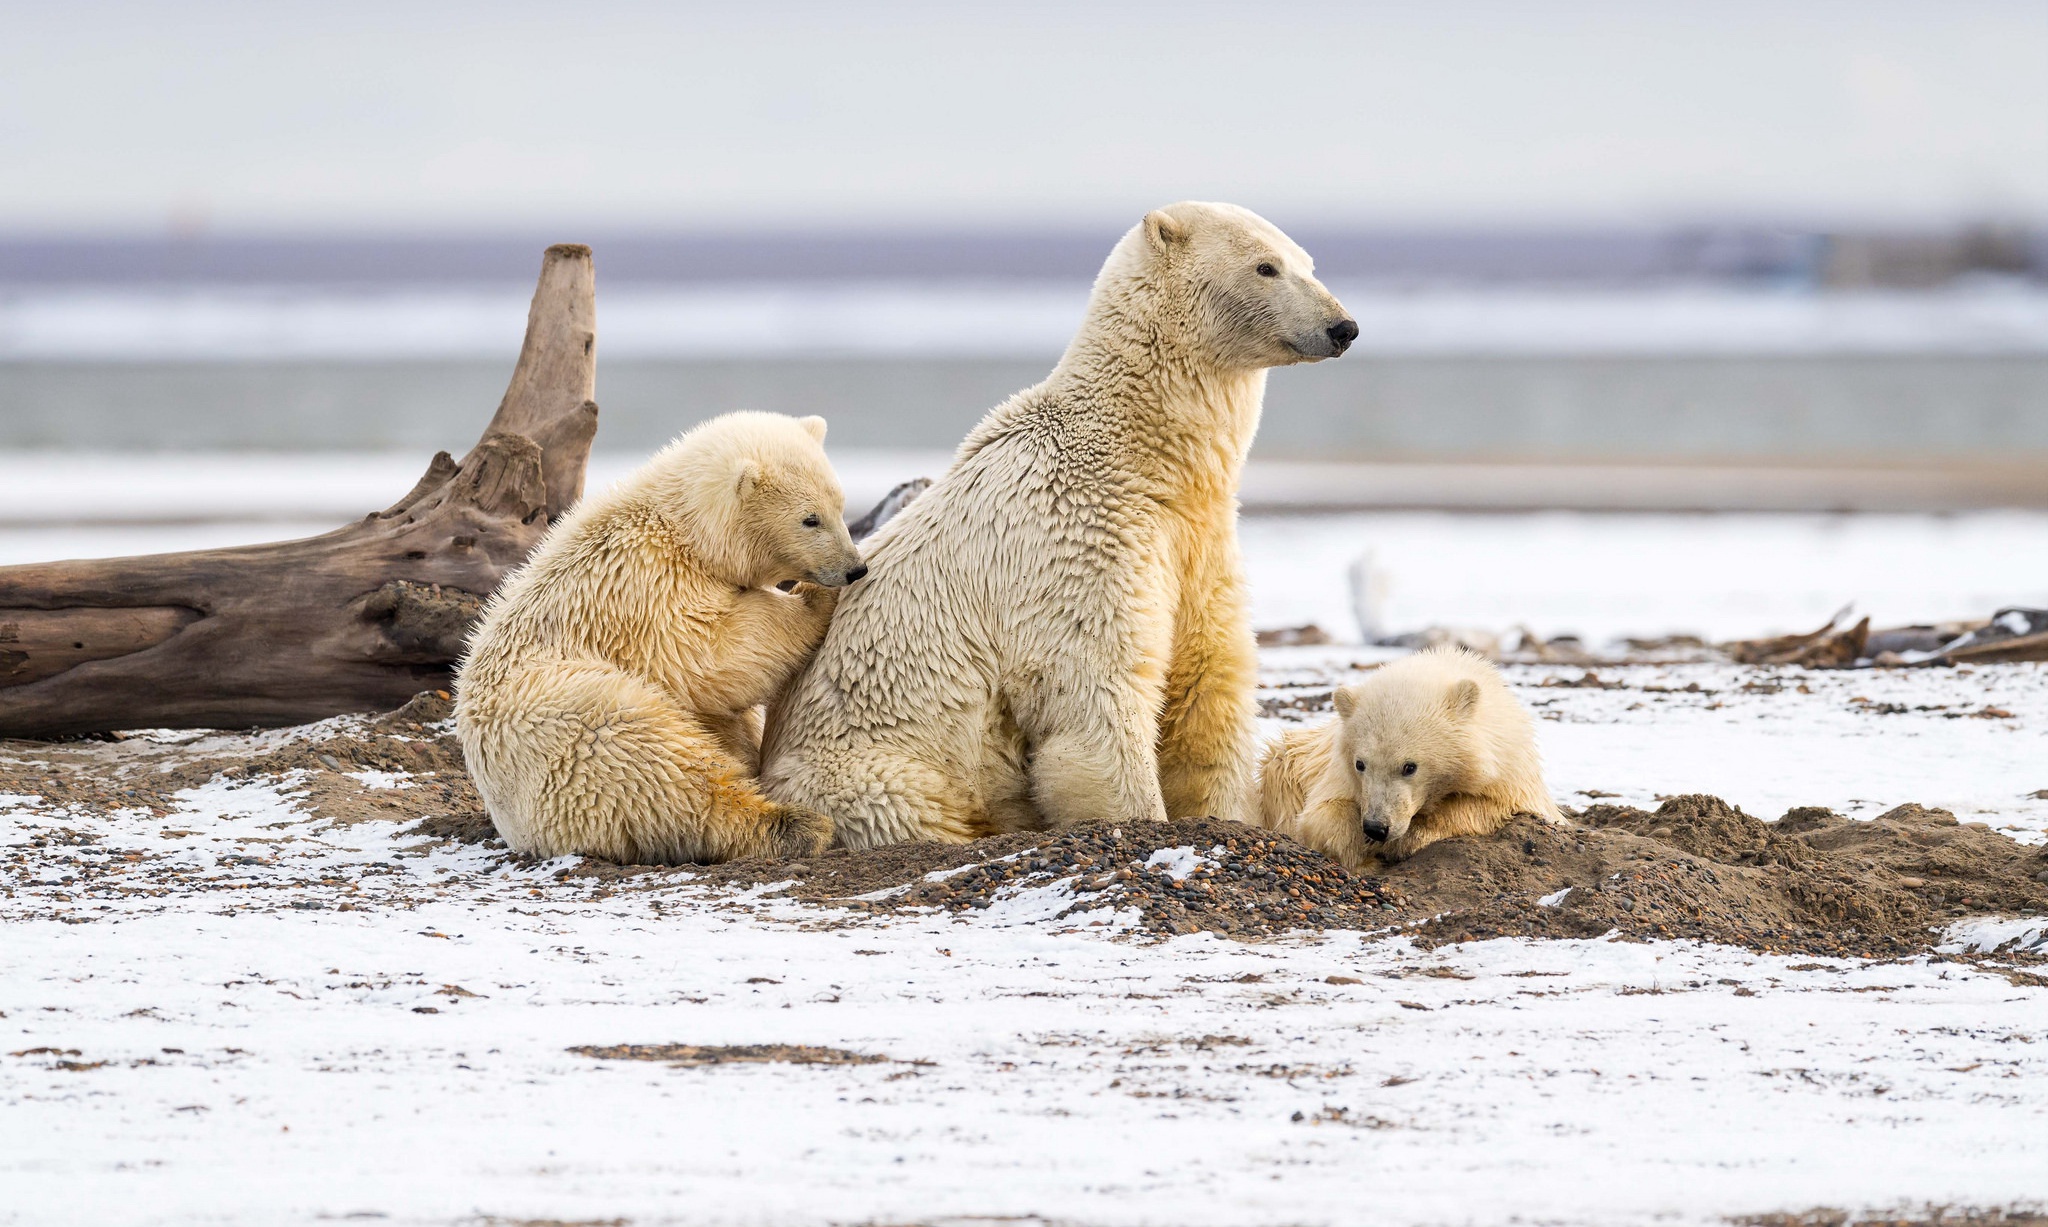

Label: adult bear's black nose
[1361,817,1389,843]
[846,564,869,583]
[1326,319,1359,355]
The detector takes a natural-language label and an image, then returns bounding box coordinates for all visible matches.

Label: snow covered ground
[1241,509,2048,643]
[3,497,2046,1224]
[4,656,2046,1227]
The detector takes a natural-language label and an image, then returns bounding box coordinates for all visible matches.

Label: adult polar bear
[763,202,1355,848]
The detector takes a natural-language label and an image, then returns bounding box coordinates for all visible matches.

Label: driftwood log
[1724,608,1871,669]
[0,244,600,738]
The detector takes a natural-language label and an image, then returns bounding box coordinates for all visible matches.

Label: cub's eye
[802,515,821,528]
[1354,759,1366,773]
[1401,761,1418,777]
[1256,262,1278,277]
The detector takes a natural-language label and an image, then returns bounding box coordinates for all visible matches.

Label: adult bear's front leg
[1156,534,1259,824]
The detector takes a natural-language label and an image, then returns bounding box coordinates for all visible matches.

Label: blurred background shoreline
[4,223,2047,514]
[5,224,2045,645]
[3,0,2044,638]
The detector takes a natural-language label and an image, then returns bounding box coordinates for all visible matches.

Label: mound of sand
[1400,796,2048,958]
[663,796,2047,960]
[5,692,2044,960]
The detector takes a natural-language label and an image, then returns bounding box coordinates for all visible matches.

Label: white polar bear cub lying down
[455,412,864,864]
[1257,648,1561,868]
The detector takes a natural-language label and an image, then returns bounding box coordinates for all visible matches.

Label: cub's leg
[1298,793,1372,871]
[1158,530,1259,823]
[487,663,828,864]
[1255,727,1320,830]
[700,707,765,776]
[1376,792,1520,863]
[1257,728,1376,869]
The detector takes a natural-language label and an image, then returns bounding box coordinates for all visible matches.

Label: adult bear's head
[1102,201,1357,371]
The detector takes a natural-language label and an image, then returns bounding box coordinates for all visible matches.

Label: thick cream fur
[1257,648,1561,867]
[455,411,862,864]
[762,202,1353,848]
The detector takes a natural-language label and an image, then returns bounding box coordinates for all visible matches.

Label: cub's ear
[1142,209,1187,253]
[1333,686,1358,719]
[796,415,827,443]
[734,459,762,497]
[1446,678,1482,719]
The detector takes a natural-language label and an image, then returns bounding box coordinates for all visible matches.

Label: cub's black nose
[846,564,869,583]
[1361,818,1389,843]
[1326,319,1359,354]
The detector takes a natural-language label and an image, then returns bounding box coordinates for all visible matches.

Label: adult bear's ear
[1333,686,1358,719]
[797,415,827,443]
[735,459,762,497]
[1142,209,1186,253]
[1445,679,1481,720]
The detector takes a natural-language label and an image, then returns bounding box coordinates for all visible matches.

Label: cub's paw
[1367,846,1407,867]
[793,582,841,616]
[767,804,834,859]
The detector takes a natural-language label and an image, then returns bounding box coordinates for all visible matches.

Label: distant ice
[8,281,2048,360]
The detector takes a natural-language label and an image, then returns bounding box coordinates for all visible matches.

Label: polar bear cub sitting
[1257,647,1560,867]
[455,412,865,864]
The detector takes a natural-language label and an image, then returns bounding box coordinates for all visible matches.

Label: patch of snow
[1144,846,1220,881]
[1941,915,2048,955]
[344,770,412,790]
[1537,886,1574,908]
[920,850,1026,885]
[968,878,1133,932]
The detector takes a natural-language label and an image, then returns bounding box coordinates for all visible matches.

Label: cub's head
[660,411,866,589]
[1110,200,1356,370]
[1329,650,1495,848]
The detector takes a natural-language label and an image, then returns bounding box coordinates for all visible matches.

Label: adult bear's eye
[1401,761,1418,776]
[802,515,821,528]
[1354,759,1365,773]
[1256,262,1278,277]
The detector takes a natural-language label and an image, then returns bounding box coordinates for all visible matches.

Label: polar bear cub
[1257,648,1560,867]
[455,412,865,864]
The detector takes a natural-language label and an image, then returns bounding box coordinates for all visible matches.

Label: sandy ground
[3,655,2046,1227]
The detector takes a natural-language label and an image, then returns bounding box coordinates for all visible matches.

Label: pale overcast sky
[2,1,2044,233]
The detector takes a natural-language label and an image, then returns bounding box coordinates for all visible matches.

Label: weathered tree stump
[0,244,600,738]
